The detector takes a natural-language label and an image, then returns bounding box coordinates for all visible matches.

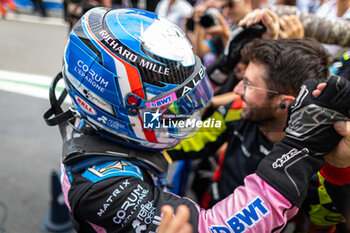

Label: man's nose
[233,80,244,96]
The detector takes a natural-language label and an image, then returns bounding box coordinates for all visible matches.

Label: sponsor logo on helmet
[83,89,114,114]
[84,89,108,106]
[139,59,170,75]
[150,96,172,107]
[100,30,138,63]
[179,66,205,96]
[74,60,109,93]
[96,115,128,131]
[99,30,170,76]
[146,93,177,108]
[75,96,97,115]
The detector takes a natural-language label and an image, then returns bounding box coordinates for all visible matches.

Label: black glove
[206,23,266,84]
[285,75,350,155]
[257,75,350,207]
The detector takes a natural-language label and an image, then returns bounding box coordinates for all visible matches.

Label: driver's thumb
[334,121,350,137]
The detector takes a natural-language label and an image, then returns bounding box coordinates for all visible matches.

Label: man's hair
[241,38,329,97]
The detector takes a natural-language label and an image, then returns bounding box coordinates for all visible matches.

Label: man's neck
[258,115,287,143]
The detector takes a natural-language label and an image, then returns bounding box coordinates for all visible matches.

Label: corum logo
[75,96,96,115]
[143,110,161,129]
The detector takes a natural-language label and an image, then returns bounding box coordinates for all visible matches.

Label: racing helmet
[63,7,213,150]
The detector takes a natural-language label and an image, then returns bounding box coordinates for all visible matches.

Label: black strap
[43,72,76,126]
[43,106,75,126]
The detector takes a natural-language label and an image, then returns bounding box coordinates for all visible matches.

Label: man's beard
[240,99,275,123]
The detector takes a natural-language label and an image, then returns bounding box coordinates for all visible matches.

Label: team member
[168,37,329,204]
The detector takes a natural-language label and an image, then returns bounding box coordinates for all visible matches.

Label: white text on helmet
[139,59,170,76]
[181,67,205,96]
[100,30,170,76]
[76,60,109,91]
[100,30,138,63]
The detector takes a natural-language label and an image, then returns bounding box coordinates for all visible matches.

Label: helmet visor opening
[144,59,213,115]
[139,60,213,139]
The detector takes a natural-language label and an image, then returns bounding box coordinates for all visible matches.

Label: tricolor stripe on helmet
[81,12,158,143]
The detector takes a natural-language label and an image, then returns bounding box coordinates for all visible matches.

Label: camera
[200,8,220,28]
[186,8,220,31]
[206,23,266,85]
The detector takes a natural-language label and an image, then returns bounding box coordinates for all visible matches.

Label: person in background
[315,0,350,56]
[0,0,16,19]
[31,0,47,17]
[331,50,350,81]
[275,0,296,6]
[146,0,160,12]
[155,0,193,29]
[63,0,111,30]
[250,0,268,8]
[296,0,321,13]
[190,0,252,64]
[130,0,138,8]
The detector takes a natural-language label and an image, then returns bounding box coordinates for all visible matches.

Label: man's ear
[276,95,295,113]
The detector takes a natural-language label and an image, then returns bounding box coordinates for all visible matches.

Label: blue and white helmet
[63,7,213,150]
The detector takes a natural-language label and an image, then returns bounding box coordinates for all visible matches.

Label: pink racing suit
[60,156,299,233]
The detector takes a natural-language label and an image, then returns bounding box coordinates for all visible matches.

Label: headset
[279,101,287,109]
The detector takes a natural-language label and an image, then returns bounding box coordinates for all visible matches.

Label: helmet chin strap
[43,72,169,177]
[43,72,77,127]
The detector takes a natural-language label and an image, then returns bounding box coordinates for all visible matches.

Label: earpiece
[279,101,287,109]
